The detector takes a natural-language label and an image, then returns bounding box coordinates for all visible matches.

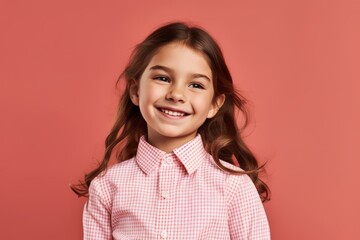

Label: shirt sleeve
[83,176,112,240]
[227,174,270,239]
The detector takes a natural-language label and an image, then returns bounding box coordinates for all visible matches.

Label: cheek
[192,95,214,113]
[138,83,162,105]
[138,80,150,101]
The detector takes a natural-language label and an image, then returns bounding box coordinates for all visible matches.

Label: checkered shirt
[83,134,270,239]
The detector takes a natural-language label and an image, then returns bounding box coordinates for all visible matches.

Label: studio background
[1,0,359,239]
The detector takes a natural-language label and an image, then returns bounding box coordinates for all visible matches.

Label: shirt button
[164,157,172,165]
[161,191,169,199]
[160,230,167,239]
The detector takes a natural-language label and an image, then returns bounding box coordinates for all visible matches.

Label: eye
[154,76,170,82]
[189,83,204,89]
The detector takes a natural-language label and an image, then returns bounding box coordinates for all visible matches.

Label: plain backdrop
[1,0,359,239]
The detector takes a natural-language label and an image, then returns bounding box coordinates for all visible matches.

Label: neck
[147,133,197,153]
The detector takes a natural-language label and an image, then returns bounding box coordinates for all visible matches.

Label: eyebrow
[149,65,211,82]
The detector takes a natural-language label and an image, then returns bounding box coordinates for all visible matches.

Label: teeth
[161,109,185,117]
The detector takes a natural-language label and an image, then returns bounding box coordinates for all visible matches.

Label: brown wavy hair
[71,22,270,202]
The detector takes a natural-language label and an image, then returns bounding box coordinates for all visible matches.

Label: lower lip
[157,108,188,119]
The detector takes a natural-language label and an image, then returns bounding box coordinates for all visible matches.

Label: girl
[72,22,270,239]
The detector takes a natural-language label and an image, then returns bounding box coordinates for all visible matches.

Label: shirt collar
[135,134,208,175]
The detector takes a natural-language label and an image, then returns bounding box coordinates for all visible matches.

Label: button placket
[165,156,172,165]
[160,230,167,239]
[155,154,177,239]
[161,191,169,199]
[160,158,171,200]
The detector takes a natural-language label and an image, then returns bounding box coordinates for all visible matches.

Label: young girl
[72,22,270,239]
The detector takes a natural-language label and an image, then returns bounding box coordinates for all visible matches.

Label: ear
[129,79,139,106]
[207,94,225,118]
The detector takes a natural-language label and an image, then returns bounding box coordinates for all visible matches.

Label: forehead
[146,42,212,78]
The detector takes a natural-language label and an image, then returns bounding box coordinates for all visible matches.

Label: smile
[160,109,186,117]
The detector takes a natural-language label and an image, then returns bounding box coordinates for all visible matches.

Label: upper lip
[156,106,191,115]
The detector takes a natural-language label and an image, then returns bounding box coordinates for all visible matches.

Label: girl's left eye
[189,83,204,89]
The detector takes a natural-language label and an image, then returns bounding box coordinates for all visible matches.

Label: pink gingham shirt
[83,135,270,239]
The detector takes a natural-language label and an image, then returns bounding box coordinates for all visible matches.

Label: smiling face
[130,42,225,152]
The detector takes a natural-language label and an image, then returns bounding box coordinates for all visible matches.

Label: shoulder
[225,162,257,196]
[89,158,137,196]
[92,157,140,186]
[207,157,253,186]
[218,160,270,238]
[205,157,260,203]
[218,160,255,189]
[104,157,138,178]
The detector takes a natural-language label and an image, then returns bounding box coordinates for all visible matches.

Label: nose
[165,84,186,103]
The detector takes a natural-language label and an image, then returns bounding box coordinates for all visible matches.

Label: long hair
[71,22,270,202]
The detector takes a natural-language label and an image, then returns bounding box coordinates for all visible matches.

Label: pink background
[1,0,359,239]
